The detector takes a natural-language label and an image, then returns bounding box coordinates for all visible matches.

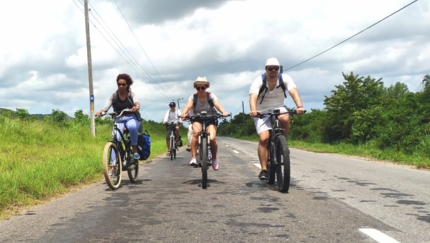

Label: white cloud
[0,0,429,121]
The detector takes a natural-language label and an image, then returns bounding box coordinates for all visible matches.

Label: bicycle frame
[258,108,298,193]
[186,111,228,189]
[166,122,177,160]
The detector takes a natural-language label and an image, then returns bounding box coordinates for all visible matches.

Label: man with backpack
[162,102,182,156]
[249,58,305,180]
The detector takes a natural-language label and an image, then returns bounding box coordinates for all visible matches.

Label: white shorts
[254,106,288,134]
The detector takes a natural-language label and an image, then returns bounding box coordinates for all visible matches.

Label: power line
[112,0,180,98]
[72,0,175,100]
[284,0,418,71]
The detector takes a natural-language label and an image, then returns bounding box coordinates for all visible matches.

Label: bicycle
[257,108,303,193]
[185,111,229,189]
[166,122,178,160]
[101,109,139,190]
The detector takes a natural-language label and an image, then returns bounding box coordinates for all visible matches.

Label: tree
[323,72,384,143]
[422,74,430,90]
[15,108,30,120]
[51,109,68,123]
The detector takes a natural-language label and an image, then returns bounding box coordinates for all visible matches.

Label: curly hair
[116,73,133,91]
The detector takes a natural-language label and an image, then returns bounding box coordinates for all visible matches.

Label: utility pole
[174,98,184,110]
[242,101,245,125]
[84,0,95,137]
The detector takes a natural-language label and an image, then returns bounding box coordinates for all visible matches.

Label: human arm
[212,100,229,117]
[177,109,183,124]
[180,100,194,119]
[96,95,114,117]
[129,92,140,112]
[162,110,169,125]
[249,93,259,117]
[288,88,305,114]
[248,76,263,117]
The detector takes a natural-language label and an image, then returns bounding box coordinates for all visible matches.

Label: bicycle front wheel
[275,135,290,193]
[267,141,276,185]
[200,137,208,189]
[170,136,175,160]
[103,142,122,190]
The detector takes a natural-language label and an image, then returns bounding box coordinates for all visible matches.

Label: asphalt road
[0,137,429,243]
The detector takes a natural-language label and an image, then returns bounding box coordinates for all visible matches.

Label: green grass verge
[0,117,176,220]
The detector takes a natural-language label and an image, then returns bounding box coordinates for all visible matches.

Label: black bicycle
[166,122,179,160]
[185,111,229,189]
[101,109,139,190]
[257,108,303,193]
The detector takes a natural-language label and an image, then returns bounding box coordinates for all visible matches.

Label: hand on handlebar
[249,110,259,117]
[296,107,306,114]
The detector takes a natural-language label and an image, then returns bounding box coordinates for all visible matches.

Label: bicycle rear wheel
[275,135,290,193]
[127,156,139,183]
[103,142,122,190]
[200,137,208,189]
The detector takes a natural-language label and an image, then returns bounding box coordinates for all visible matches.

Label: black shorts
[192,119,217,127]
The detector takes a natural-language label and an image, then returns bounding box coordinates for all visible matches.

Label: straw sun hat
[193,76,210,88]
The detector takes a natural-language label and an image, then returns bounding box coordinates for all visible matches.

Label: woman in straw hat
[181,76,229,170]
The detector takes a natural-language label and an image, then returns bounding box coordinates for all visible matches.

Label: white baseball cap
[265,58,280,66]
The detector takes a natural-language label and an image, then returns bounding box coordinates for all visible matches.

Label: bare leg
[258,130,270,171]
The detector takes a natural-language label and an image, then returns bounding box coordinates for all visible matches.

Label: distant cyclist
[249,58,305,180]
[184,110,194,152]
[181,76,229,170]
[162,102,182,156]
[95,73,142,160]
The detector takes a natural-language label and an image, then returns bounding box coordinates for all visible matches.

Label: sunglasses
[196,86,206,91]
[267,66,280,71]
[117,83,127,87]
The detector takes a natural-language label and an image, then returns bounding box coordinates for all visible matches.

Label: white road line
[232,150,239,154]
[254,163,261,169]
[359,228,400,243]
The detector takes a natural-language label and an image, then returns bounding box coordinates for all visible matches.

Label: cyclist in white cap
[249,58,305,180]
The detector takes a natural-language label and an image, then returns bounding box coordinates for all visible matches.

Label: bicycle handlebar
[255,108,306,119]
[98,108,134,118]
[183,113,230,121]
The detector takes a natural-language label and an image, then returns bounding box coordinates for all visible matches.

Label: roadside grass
[0,117,175,220]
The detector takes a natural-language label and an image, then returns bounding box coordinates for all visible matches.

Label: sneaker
[108,168,114,176]
[186,146,191,152]
[258,170,268,180]
[189,157,197,166]
[211,159,219,170]
[133,153,140,160]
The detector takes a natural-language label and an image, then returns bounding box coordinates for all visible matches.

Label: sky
[0,0,429,123]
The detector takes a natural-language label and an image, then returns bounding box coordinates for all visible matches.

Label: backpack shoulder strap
[127,92,134,105]
[278,73,287,98]
[111,92,118,109]
[206,92,215,108]
[192,93,198,108]
[258,74,267,104]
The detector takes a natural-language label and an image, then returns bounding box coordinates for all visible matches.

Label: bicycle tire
[275,135,290,193]
[201,137,208,189]
[170,136,174,160]
[267,140,276,185]
[103,142,122,190]
[127,158,139,183]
